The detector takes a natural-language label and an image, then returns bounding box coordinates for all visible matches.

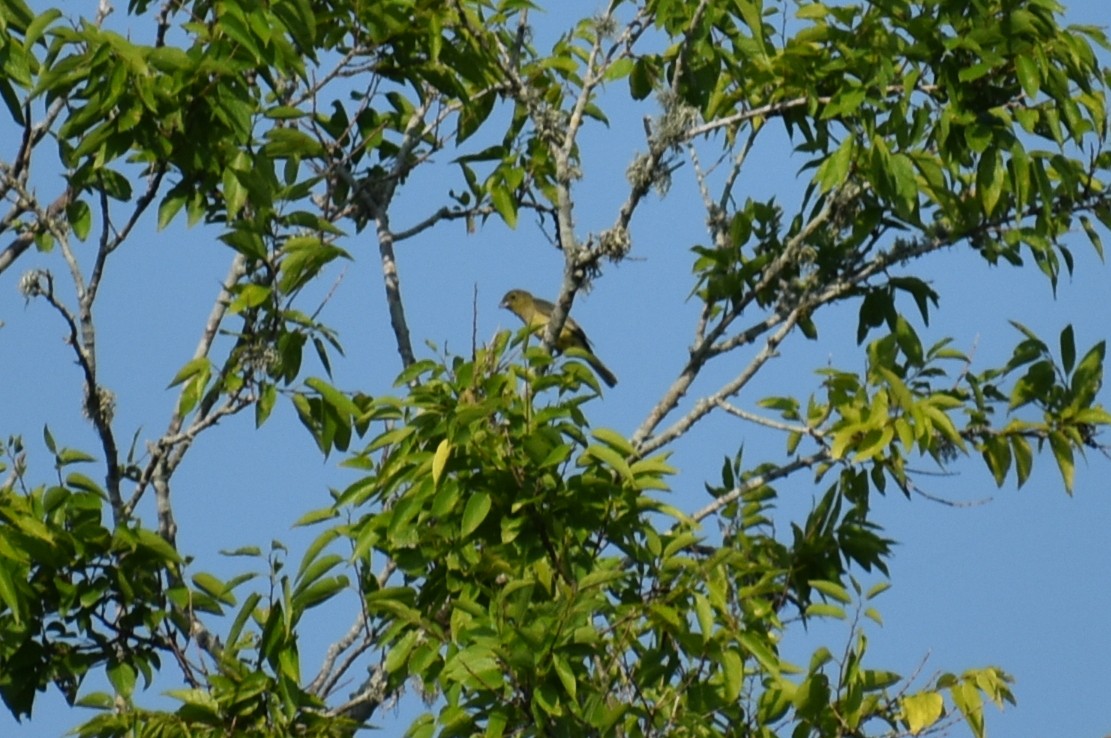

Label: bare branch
[390,204,495,243]
[631,189,841,452]
[681,84,942,142]
[638,310,801,457]
[370,97,437,369]
[128,254,248,519]
[330,661,389,725]
[716,399,824,439]
[691,450,832,524]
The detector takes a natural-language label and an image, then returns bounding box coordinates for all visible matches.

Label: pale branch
[89,165,166,301]
[558,3,623,163]
[0,179,74,274]
[638,232,940,456]
[631,186,841,452]
[716,399,824,439]
[389,204,496,243]
[717,127,760,217]
[691,450,832,524]
[635,189,1049,459]
[544,15,620,352]
[686,143,717,225]
[129,254,247,514]
[156,393,255,472]
[2,91,65,195]
[311,558,397,703]
[31,270,126,519]
[151,462,177,544]
[40,191,126,518]
[316,77,509,231]
[1,231,37,276]
[681,83,943,142]
[600,1,716,279]
[451,2,621,353]
[310,621,381,704]
[331,661,389,725]
[637,309,802,458]
[684,96,813,142]
[318,631,377,702]
[173,398,255,452]
[309,611,370,696]
[542,7,657,352]
[631,310,775,454]
[693,298,712,345]
[289,45,362,109]
[371,97,436,370]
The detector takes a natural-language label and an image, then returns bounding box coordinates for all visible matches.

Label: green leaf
[1048,431,1074,493]
[265,106,306,120]
[157,192,187,230]
[1008,360,1053,411]
[223,162,247,221]
[292,575,348,611]
[256,383,277,427]
[591,427,634,456]
[106,661,137,699]
[23,7,62,49]
[166,355,212,389]
[902,691,944,735]
[805,602,846,619]
[551,653,577,700]
[1015,55,1040,98]
[629,57,657,100]
[721,649,743,701]
[229,283,272,314]
[192,572,235,606]
[0,560,24,625]
[279,236,350,293]
[950,679,985,738]
[67,200,91,241]
[262,127,327,158]
[583,443,633,483]
[461,491,491,538]
[1080,215,1104,260]
[1010,435,1033,488]
[976,148,1004,217]
[1060,325,1076,374]
[981,436,1011,487]
[809,579,852,604]
[1069,341,1105,408]
[796,3,829,20]
[739,632,780,675]
[816,137,853,193]
[694,593,714,640]
[602,57,634,82]
[489,184,518,229]
[432,438,451,487]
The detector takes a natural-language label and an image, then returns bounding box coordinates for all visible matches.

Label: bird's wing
[533,296,592,349]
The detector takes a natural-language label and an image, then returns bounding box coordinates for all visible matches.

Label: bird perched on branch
[500,288,619,388]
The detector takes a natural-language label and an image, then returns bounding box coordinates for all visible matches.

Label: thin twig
[691,450,831,524]
[716,399,824,439]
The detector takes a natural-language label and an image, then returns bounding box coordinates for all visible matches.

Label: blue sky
[2,1,1111,736]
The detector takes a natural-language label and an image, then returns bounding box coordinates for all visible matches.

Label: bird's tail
[586,354,619,388]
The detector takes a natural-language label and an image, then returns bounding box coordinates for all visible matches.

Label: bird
[500,288,618,388]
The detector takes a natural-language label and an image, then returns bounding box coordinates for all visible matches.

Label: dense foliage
[1,0,1109,736]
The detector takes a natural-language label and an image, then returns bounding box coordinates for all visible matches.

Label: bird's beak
[499,298,509,309]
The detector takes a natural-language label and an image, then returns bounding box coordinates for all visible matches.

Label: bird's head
[500,289,531,314]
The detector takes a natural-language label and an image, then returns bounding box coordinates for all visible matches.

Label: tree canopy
[1,0,1110,736]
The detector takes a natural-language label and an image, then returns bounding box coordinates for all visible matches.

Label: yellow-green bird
[500,289,619,388]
